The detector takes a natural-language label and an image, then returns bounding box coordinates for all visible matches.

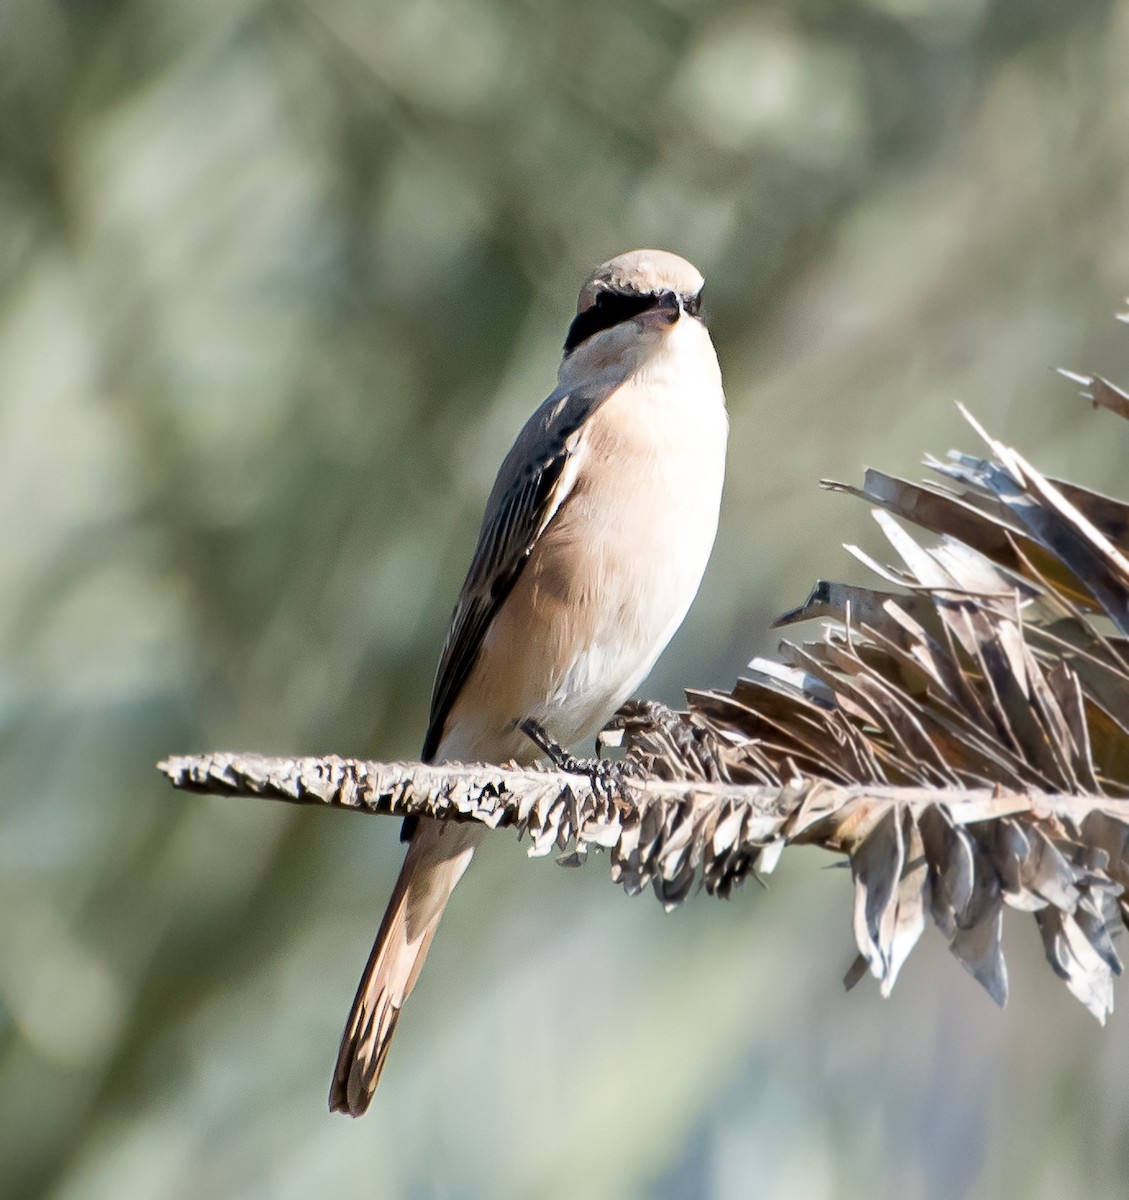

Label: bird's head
[563,249,706,362]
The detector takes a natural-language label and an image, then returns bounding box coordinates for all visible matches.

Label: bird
[329,248,728,1116]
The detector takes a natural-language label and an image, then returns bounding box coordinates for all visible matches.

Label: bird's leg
[517,718,636,809]
[519,718,603,776]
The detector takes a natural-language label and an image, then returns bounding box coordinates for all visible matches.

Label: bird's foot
[519,718,603,775]
[519,719,640,802]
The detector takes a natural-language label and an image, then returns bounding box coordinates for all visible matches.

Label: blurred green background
[3,0,1129,1196]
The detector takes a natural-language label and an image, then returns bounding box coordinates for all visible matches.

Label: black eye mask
[563,288,703,353]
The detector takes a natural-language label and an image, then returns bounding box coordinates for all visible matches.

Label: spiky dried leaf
[161,323,1129,1026]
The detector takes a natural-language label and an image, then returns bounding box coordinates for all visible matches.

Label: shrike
[330,249,728,1115]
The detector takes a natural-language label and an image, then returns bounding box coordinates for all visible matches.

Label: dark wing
[420,389,601,763]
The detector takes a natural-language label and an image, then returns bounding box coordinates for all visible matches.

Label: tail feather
[329,819,480,1116]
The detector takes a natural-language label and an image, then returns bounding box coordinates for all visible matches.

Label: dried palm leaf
[161,324,1129,1023]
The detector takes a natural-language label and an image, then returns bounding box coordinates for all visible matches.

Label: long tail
[329,818,481,1116]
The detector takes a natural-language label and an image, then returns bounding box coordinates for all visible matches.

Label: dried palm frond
[160,326,1129,1022]
[657,393,1129,1018]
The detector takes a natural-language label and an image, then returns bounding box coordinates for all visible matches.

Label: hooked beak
[644,289,682,328]
[655,289,682,323]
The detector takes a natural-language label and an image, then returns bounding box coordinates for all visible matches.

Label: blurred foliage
[2,0,1129,1196]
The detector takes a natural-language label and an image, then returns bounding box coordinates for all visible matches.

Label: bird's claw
[519,718,638,803]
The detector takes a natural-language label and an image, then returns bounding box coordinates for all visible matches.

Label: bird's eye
[684,291,703,318]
